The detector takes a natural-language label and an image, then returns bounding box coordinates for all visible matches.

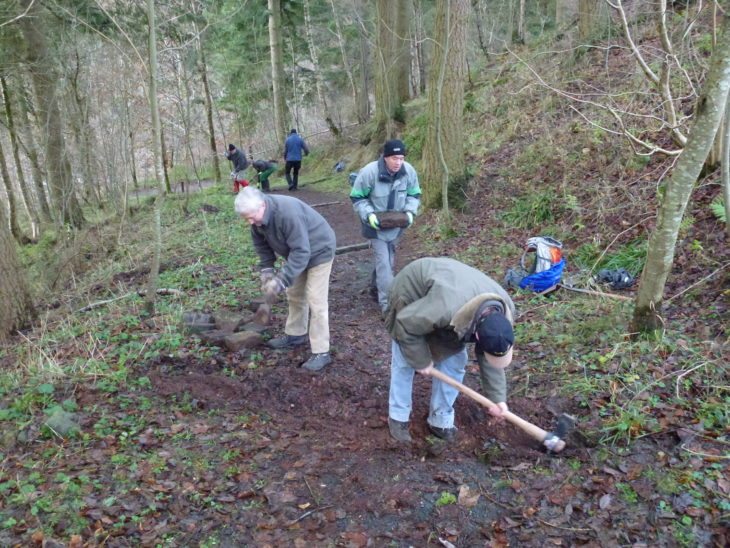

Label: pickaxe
[429,369,575,452]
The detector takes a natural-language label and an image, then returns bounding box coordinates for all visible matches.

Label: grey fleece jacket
[250,194,336,287]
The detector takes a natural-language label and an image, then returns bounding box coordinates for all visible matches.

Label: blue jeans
[388,340,467,429]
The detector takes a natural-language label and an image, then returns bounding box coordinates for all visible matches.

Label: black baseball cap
[475,313,514,369]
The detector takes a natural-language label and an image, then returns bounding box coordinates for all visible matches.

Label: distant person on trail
[234,187,336,372]
[383,257,516,444]
[283,129,309,191]
[252,159,278,192]
[350,139,421,313]
[226,144,250,193]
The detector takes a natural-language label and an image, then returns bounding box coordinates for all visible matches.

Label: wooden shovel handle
[429,368,549,444]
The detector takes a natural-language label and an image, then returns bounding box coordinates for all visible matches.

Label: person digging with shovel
[383,257,516,443]
[234,187,336,371]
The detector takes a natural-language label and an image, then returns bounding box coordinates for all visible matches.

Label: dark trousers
[285,160,302,190]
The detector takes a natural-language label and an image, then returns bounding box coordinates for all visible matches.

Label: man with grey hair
[234,187,336,371]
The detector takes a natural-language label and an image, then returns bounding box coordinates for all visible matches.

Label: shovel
[429,369,571,452]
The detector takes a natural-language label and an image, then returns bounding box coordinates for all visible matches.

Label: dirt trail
[138,185,592,546]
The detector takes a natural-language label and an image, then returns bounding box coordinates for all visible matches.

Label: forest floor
[2,179,726,547]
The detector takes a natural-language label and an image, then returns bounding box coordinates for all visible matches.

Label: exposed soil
[3,183,726,547]
[120,185,720,547]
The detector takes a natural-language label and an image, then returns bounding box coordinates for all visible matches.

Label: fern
[710,197,726,223]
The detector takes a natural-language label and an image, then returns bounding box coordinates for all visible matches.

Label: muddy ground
[103,184,724,547]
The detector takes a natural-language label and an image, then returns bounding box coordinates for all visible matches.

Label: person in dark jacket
[350,139,421,312]
[283,129,310,191]
[383,257,516,443]
[252,159,278,192]
[226,144,250,193]
[234,187,336,371]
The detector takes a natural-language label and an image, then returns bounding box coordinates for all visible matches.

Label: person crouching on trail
[383,257,516,444]
[252,159,278,192]
[234,187,336,372]
[226,143,250,193]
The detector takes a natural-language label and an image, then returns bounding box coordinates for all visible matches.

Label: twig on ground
[536,518,592,532]
[286,504,334,526]
[335,242,370,255]
[558,284,633,301]
[666,262,730,303]
[311,201,341,207]
[76,288,183,312]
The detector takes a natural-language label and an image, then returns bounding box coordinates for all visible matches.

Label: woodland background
[0,0,727,546]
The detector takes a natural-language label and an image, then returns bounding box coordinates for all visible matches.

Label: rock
[197,329,231,347]
[182,311,216,333]
[45,409,80,438]
[224,331,264,352]
[215,311,246,333]
[252,303,271,326]
[240,322,268,333]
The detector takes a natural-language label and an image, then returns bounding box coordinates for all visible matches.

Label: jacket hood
[450,293,514,339]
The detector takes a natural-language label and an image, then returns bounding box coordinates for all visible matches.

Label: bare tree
[0,136,24,242]
[268,0,288,149]
[422,0,469,213]
[1,75,39,238]
[330,0,365,123]
[632,15,730,333]
[374,0,411,138]
[144,0,167,315]
[19,0,84,228]
[0,203,34,340]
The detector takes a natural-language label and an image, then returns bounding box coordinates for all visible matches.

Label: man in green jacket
[383,257,516,443]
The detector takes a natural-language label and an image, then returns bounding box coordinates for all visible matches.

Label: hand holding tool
[429,368,574,453]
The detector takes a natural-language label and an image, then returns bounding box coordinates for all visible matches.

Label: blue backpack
[505,237,565,292]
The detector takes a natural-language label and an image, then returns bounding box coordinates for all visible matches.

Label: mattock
[430,369,575,452]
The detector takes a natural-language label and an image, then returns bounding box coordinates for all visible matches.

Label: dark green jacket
[383,257,515,402]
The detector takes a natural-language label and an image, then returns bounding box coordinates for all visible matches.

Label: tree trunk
[721,92,730,239]
[422,0,469,212]
[198,40,221,184]
[330,0,363,124]
[18,83,52,222]
[412,0,427,96]
[375,0,397,138]
[144,0,166,315]
[303,0,337,135]
[1,76,40,238]
[68,50,100,209]
[517,0,526,44]
[394,0,411,104]
[19,0,84,228]
[556,0,579,29]
[0,203,35,341]
[160,126,171,193]
[632,16,730,333]
[357,0,371,124]
[0,139,24,242]
[268,0,288,150]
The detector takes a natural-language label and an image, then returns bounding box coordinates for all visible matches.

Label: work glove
[260,268,276,284]
[260,268,276,292]
[406,212,414,226]
[263,276,286,298]
[367,213,380,230]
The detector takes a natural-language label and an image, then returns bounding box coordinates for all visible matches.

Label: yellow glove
[367,213,380,229]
